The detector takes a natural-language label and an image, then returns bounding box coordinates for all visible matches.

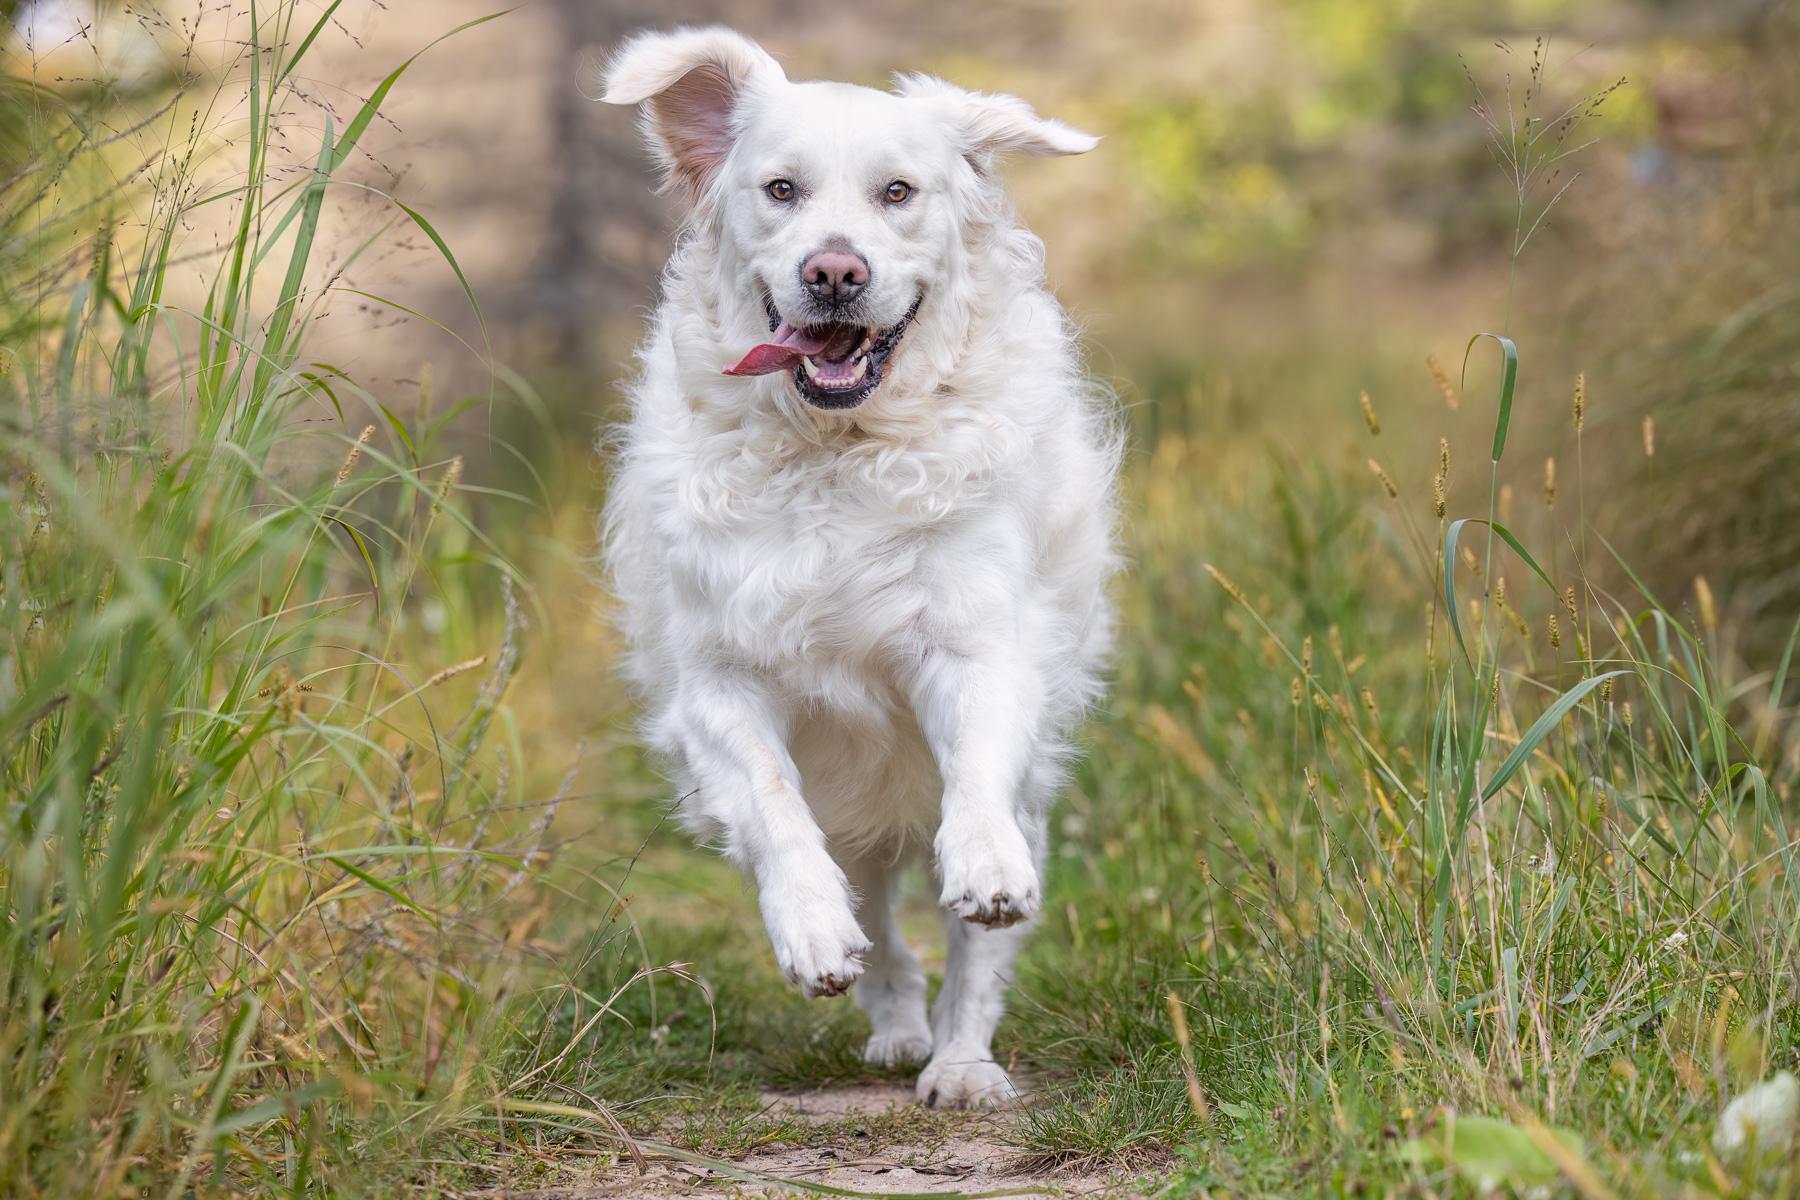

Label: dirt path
[455,1084,1166,1199]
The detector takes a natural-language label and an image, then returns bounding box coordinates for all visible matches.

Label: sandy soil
[450,1083,1168,1199]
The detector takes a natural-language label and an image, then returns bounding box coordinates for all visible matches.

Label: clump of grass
[997,48,1799,1197]
[0,5,622,1195]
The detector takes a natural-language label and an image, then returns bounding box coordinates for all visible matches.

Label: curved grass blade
[1461,332,1519,463]
[1443,518,1474,667]
[1482,670,1631,802]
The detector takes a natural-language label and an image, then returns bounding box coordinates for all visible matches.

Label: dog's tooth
[858,334,872,355]
[802,356,820,379]
[849,357,868,384]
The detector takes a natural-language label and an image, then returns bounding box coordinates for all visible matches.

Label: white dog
[598,27,1118,1108]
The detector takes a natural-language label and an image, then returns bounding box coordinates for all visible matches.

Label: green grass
[4,5,1800,1200]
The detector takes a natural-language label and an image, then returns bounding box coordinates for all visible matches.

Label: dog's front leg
[911,649,1043,930]
[674,674,870,998]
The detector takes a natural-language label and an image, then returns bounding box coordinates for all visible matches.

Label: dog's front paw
[770,916,872,999]
[937,825,1040,928]
[916,1053,1018,1109]
[864,1030,933,1066]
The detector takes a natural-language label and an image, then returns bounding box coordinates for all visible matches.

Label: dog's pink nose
[801,250,869,303]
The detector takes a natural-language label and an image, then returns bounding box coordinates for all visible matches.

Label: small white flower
[1714,1073,1799,1156]
[1662,930,1688,952]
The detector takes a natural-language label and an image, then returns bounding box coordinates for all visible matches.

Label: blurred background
[15,0,1795,642]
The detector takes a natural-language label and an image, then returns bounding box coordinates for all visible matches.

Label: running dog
[599,27,1118,1108]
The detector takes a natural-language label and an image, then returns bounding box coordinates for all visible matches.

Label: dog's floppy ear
[895,75,1098,169]
[601,27,784,192]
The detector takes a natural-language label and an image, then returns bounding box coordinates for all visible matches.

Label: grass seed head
[1359,685,1378,719]
[1433,474,1446,519]
[1291,676,1303,706]
[1494,577,1506,607]
[1623,701,1634,727]
[1367,457,1398,499]
[1549,611,1562,648]
[1302,634,1314,674]
[1643,414,1656,456]
[1543,456,1556,508]
[1695,575,1717,632]
[1204,563,1246,605]
[1439,436,1450,479]
[1572,371,1585,431]
[1599,677,1614,704]
[1329,624,1344,662]
[1427,354,1459,409]
[1359,390,1381,435]
[432,456,464,514]
[1564,585,1578,620]
[336,424,376,485]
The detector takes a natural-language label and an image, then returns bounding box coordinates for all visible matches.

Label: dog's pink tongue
[722,322,831,376]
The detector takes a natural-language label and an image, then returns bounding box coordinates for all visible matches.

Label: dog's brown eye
[885,180,911,204]
[767,179,795,202]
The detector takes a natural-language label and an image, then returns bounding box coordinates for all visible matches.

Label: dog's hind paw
[864,1031,933,1066]
[915,1055,1018,1109]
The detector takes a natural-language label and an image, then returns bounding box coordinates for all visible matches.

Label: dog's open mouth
[721,298,920,410]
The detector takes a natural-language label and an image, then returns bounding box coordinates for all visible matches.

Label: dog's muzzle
[722,297,922,411]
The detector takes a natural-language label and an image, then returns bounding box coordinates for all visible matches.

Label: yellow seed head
[1599,678,1614,704]
[426,654,488,688]
[1301,635,1314,674]
[1367,458,1398,499]
[1622,701,1633,727]
[1312,691,1331,713]
[1439,437,1451,479]
[1359,390,1381,436]
[1427,354,1459,410]
[1642,414,1655,457]
[1329,625,1344,662]
[1695,575,1716,632]
[1505,600,1530,638]
[1543,457,1556,508]
[1571,372,1585,432]
[432,455,464,513]
[1204,563,1246,605]
[1564,586,1578,620]
[336,424,376,485]
[1433,474,1446,519]
[1549,611,1562,649]
[1291,677,1304,707]
[1359,685,1379,719]
[1494,577,1507,607]
[1332,693,1353,721]
[1646,724,1659,760]
[1491,669,1501,703]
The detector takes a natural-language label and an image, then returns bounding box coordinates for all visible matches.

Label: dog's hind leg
[844,854,933,1066]
[915,911,1027,1108]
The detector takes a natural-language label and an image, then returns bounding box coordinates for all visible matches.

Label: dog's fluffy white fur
[599,27,1119,1108]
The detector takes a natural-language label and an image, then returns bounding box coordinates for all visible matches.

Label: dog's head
[602,28,1095,412]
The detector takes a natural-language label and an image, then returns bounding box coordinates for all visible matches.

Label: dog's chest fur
[662,408,1028,695]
